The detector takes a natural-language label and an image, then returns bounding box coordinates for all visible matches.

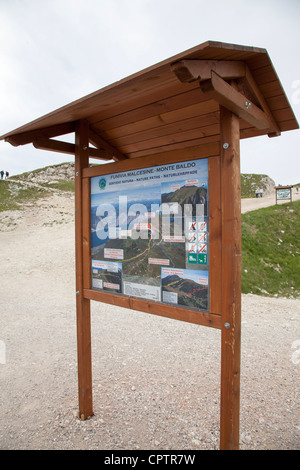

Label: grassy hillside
[0,179,51,212]
[1,164,274,208]
[241,173,275,198]
[242,200,300,298]
[0,163,74,212]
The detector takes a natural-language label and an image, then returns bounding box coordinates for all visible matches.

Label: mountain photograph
[162,184,208,216]
[162,273,208,310]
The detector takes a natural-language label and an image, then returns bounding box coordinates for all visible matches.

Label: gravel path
[0,193,299,450]
[241,187,300,213]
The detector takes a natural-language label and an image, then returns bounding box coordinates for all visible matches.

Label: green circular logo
[99,178,106,190]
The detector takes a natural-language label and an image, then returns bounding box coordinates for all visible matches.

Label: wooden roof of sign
[275,185,294,189]
[1,41,298,161]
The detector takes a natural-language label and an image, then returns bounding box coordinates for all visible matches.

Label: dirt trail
[241,187,300,213]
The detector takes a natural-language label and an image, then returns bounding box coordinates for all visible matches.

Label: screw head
[224,322,230,329]
[223,142,229,150]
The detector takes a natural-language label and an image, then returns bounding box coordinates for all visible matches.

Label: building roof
[1,40,298,161]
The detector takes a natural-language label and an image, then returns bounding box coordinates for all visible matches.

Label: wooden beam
[233,66,281,137]
[82,141,220,179]
[219,106,241,450]
[5,122,75,147]
[33,136,112,160]
[200,71,280,133]
[33,137,75,155]
[243,65,281,137]
[75,120,93,420]
[171,59,245,83]
[5,119,129,159]
[83,288,222,329]
[89,127,128,161]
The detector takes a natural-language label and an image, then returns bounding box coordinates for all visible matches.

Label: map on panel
[90,158,209,311]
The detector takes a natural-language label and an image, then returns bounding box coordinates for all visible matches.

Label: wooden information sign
[1,41,298,450]
[76,113,241,450]
[275,185,293,204]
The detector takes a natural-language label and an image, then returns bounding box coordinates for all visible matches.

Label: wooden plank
[33,136,112,160]
[115,122,220,156]
[219,106,241,450]
[240,117,299,139]
[89,127,128,161]
[272,107,298,123]
[33,137,75,154]
[171,59,245,83]
[267,94,295,111]
[128,134,220,159]
[82,177,91,290]
[5,122,75,146]
[90,88,207,131]
[251,64,279,86]
[277,119,299,132]
[83,288,222,330]
[240,126,267,140]
[259,81,284,99]
[246,54,270,72]
[208,156,222,315]
[72,66,184,124]
[88,81,199,127]
[183,43,264,62]
[243,66,281,136]
[91,73,285,150]
[75,120,93,420]
[200,71,279,132]
[106,111,220,148]
[82,141,220,179]
[99,99,218,140]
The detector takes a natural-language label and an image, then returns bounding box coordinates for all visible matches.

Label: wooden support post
[219,106,242,450]
[75,120,93,420]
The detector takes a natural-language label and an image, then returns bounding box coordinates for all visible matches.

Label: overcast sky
[0,0,299,185]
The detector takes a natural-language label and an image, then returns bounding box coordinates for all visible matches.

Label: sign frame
[82,145,222,328]
[275,185,293,204]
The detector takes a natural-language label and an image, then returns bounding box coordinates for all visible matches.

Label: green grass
[0,162,75,212]
[0,175,74,213]
[0,180,19,211]
[242,200,300,297]
[46,179,74,192]
[0,180,51,212]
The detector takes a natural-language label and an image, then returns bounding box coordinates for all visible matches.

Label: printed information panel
[276,188,291,200]
[90,159,209,311]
